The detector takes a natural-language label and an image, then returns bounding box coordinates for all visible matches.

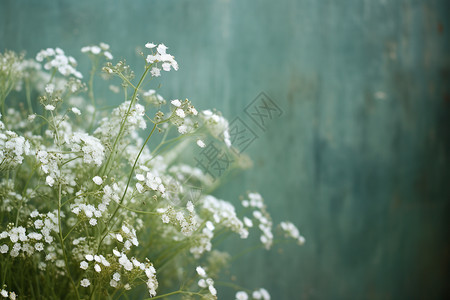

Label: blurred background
[1,0,449,299]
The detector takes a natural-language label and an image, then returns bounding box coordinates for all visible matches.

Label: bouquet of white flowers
[0,42,304,300]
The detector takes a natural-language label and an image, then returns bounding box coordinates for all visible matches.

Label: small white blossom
[177,125,187,134]
[175,108,185,118]
[161,214,170,223]
[198,279,207,288]
[243,217,253,227]
[196,266,206,277]
[116,233,123,242]
[0,245,8,253]
[196,139,206,148]
[150,67,161,77]
[80,261,88,270]
[209,285,217,296]
[71,107,81,115]
[45,83,55,94]
[80,279,90,287]
[94,264,101,273]
[46,176,55,187]
[171,99,181,107]
[236,291,249,300]
[186,201,194,213]
[44,105,55,111]
[113,272,121,281]
[110,280,118,288]
[92,176,103,185]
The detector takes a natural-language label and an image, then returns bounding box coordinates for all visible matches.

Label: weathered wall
[1,0,449,298]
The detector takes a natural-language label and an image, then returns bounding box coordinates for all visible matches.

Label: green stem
[145,290,203,300]
[101,64,152,177]
[25,77,33,114]
[57,184,81,300]
[97,122,157,251]
[87,58,98,133]
[63,219,82,242]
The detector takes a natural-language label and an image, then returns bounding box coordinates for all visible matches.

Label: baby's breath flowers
[0,42,305,299]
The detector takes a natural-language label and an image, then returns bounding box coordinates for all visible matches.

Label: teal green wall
[1,0,449,299]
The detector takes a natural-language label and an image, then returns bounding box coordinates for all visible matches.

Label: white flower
[92,176,103,185]
[94,264,101,273]
[80,261,88,270]
[89,218,97,226]
[0,245,8,253]
[35,243,44,251]
[136,183,145,193]
[85,254,94,261]
[116,233,123,242]
[146,55,157,64]
[90,46,101,54]
[162,62,171,71]
[253,291,262,299]
[209,285,217,296]
[46,176,55,187]
[28,114,36,121]
[175,108,185,118]
[243,217,253,227]
[157,43,168,55]
[99,42,110,50]
[110,280,118,288]
[104,51,113,60]
[196,266,206,277]
[150,67,161,77]
[119,254,133,271]
[259,288,271,300]
[71,107,81,115]
[45,84,55,94]
[177,125,187,134]
[236,291,248,300]
[161,214,170,223]
[80,279,90,287]
[70,132,105,166]
[171,99,181,107]
[196,139,206,148]
[145,42,156,49]
[280,221,305,245]
[186,201,194,213]
[44,105,55,111]
[198,279,207,288]
[0,290,7,297]
[113,272,121,281]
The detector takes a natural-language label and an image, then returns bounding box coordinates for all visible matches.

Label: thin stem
[87,58,98,133]
[57,184,81,300]
[101,64,152,177]
[97,122,157,251]
[63,219,82,242]
[145,290,203,300]
[25,77,33,114]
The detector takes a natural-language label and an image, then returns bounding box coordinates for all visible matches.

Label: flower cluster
[235,288,271,300]
[81,43,113,60]
[145,43,179,77]
[36,47,82,79]
[0,42,305,299]
[0,125,31,170]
